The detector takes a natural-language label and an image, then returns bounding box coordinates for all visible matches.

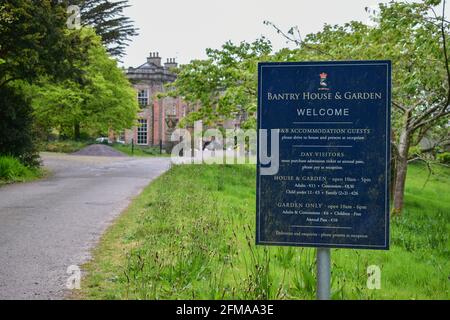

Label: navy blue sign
[257,61,391,250]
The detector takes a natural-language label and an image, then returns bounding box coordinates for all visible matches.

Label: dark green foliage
[81,164,450,299]
[0,86,39,167]
[0,0,87,87]
[75,0,138,58]
[0,0,91,164]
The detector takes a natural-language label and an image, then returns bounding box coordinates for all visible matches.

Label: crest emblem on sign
[319,72,328,88]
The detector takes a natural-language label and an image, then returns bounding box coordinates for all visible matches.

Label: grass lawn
[40,140,169,157]
[111,144,170,157]
[80,163,450,300]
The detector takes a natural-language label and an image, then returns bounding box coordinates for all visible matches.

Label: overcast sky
[121,0,448,67]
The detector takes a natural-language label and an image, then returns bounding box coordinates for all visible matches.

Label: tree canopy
[272,0,450,214]
[30,29,139,139]
[0,0,89,166]
[73,0,139,58]
[167,0,450,214]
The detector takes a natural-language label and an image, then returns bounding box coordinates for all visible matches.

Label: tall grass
[81,163,450,300]
[0,155,41,183]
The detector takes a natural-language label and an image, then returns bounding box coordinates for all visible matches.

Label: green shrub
[0,156,35,181]
[437,152,450,164]
[42,140,91,153]
[0,86,40,167]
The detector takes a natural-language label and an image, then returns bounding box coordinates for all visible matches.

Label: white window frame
[137,119,148,145]
[138,89,148,107]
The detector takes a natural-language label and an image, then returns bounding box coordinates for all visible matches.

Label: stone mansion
[117,52,247,150]
[120,52,188,148]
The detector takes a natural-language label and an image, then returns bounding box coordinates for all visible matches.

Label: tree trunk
[392,128,410,215]
[74,122,81,140]
[390,129,397,202]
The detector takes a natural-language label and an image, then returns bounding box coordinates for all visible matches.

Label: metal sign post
[316,248,331,300]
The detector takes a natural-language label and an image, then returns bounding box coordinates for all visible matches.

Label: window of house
[138,89,148,107]
[137,119,148,145]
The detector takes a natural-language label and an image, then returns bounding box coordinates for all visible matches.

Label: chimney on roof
[147,52,161,66]
[164,58,178,70]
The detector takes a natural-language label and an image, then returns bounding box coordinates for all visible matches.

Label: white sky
[121,0,449,67]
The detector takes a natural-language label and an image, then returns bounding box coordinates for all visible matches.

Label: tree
[74,0,138,58]
[0,0,88,165]
[30,28,139,139]
[267,0,450,215]
[165,39,273,129]
[0,85,39,166]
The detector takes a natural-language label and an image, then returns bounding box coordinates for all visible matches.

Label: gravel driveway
[0,153,170,300]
